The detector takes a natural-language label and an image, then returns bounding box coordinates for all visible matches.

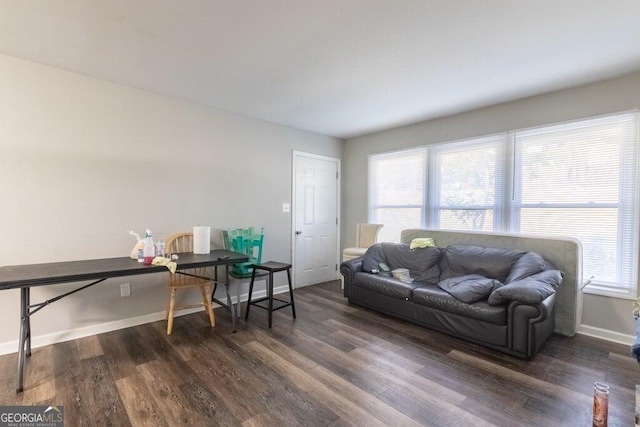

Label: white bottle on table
[143,230,155,265]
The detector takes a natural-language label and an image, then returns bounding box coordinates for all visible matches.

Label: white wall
[342,71,640,340]
[0,53,342,351]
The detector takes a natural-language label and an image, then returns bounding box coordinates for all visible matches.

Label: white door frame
[291,150,341,288]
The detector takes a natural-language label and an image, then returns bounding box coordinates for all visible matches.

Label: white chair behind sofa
[341,224,383,289]
[342,223,383,261]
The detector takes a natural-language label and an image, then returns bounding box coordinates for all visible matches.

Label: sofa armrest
[509,294,555,325]
[509,293,556,357]
[341,257,364,298]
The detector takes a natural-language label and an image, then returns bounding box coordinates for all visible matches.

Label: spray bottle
[143,229,155,265]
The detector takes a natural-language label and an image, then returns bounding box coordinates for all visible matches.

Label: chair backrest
[166,232,194,254]
[165,232,212,285]
[222,227,264,276]
[356,223,383,248]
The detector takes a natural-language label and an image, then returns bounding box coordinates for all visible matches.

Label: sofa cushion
[488,269,563,305]
[412,284,507,325]
[505,251,546,284]
[440,244,525,283]
[363,242,441,283]
[353,272,421,300]
[437,274,502,304]
[362,243,387,272]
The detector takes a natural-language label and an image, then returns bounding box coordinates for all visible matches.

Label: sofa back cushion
[505,251,547,284]
[440,244,525,283]
[362,242,441,284]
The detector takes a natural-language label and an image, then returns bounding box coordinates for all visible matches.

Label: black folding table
[0,249,248,392]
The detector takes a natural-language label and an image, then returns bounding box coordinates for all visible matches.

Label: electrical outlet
[120,283,131,297]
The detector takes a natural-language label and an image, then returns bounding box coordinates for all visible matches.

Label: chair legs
[167,288,177,335]
[166,285,216,335]
[286,269,296,319]
[201,284,215,327]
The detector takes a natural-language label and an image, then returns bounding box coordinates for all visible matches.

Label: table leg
[235,280,242,318]
[268,273,273,328]
[25,288,31,357]
[245,269,257,320]
[16,287,30,393]
[224,264,237,333]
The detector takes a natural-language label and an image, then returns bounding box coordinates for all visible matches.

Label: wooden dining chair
[164,232,215,335]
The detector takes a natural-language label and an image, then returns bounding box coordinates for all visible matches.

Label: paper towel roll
[193,226,211,254]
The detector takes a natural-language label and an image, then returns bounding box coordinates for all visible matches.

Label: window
[512,114,639,297]
[368,148,426,243]
[368,112,639,297]
[430,135,508,232]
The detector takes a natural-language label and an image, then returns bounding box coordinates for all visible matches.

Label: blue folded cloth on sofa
[632,317,640,363]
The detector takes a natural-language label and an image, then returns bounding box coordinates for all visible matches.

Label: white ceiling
[1,1,640,139]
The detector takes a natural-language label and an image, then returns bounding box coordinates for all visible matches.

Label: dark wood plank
[115,373,168,426]
[137,359,211,426]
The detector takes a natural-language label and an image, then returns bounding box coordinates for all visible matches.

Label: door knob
[295,230,302,235]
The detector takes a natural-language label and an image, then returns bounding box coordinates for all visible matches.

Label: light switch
[282,203,290,213]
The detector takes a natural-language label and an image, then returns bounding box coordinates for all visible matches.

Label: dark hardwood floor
[1,280,639,426]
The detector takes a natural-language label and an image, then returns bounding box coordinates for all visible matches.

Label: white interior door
[293,152,340,288]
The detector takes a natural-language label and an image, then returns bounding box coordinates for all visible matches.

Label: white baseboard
[577,324,635,346]
[0,285,287,356]
[0,309,190,356]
